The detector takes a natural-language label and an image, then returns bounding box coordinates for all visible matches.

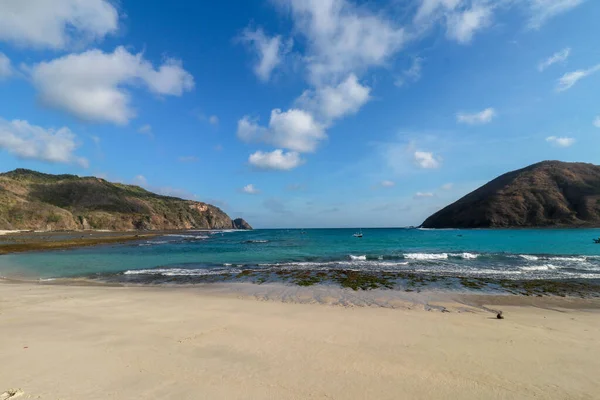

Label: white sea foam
[349,255,367,261]
[166,234,209,240]
[519,255,539,261]
[210,229,242,234]
[547,256,587,262]
[404,253,448,260]
[414,268,521,276]
[520,264,558,272]
[449,253,479,260]
[124,268,241,277]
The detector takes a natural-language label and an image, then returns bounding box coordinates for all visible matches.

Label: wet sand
[1,282,599,399]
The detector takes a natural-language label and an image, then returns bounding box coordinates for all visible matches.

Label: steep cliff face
[422,161,600,228]
[0,169,252,231]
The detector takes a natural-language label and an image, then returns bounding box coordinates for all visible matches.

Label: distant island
[0,169,251,231]
[422,161,600,228]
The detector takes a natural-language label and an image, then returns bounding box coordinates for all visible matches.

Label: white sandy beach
[1,283,599,399]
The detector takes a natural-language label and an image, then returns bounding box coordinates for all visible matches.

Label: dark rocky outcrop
[0,169,252,231]
[232,218,252,230]
[422,161,600,228]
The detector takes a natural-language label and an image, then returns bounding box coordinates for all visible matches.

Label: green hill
[0,169,251,231]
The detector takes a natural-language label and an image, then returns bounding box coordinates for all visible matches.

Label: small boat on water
[353,229,363,238]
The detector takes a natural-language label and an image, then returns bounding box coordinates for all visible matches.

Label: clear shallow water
[2,228,600,284]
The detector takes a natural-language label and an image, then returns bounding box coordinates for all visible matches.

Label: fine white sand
[1,282,599,399]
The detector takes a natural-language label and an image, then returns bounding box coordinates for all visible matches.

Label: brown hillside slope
[422,161,600,228]
[0,169,251,231]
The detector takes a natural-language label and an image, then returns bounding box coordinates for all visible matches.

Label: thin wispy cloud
[239,27,292,82]
[241,184,260,194]
[414,192,434,198]
[0,53,12,78]
[556,64,600,92]
[208,115,219,126]
[546,136,575,147]
[527,0,586,29]
[138,124,153,138]
[395,57,423,87]
[538,48,570,71]
[594,116,600,128]
[380,180,395,188]
[133,175,148,186]
[457,108,496,125]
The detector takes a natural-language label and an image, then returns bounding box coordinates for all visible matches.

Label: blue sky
[0,0,598,228]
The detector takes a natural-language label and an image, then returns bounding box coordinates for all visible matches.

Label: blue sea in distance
[2,228,600,284]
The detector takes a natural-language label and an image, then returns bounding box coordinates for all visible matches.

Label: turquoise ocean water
[2,228,600,284]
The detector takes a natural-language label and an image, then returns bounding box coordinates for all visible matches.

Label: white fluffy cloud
[594,117,600,128]
[457,108,496,125]
[238,109,325,153]
[0,118,87,167]
[240,27,291,82]
[546,136,575,147]
[414,0,492,44]
[0,0,118,49]
[556,64,600,92]
[249,149,304,171]
[414,151,441,169]
[446,5,492,43]
[538,48,571,72]
[281,0,405,84]
[0,53,12,78]
[239,74,370,157]
[242,184,260,195]
[297,74,371,121]
[30,46,195,124]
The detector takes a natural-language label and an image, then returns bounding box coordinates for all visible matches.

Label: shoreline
[1,282,599,399]
[3,278,600,311]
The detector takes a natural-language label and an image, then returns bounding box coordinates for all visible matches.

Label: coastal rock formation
[422,161,600,228]
[232,218,252,230]
[0,169,252,231]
